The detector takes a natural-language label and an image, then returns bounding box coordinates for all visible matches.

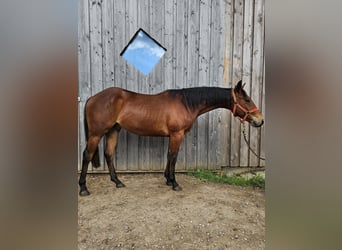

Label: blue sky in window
[122,30,166,75]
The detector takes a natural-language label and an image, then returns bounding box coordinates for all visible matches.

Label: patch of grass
[188,169,265,189]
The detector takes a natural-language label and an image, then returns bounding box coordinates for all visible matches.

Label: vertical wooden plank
[260,58,266,167]
[218,0,233,169]
[89,0,103,95]
[89,0,105,171]
[164,0,175,91]
[197,0,212,169]
[222,0,234,167]
[149,0,167,171]
[150,0,165,91]
[259,4,266,168]
[125,0,139,170]
[102,0,114,89]
[78,0,91,171]
[259,58,267,167]
[208,0,226,169]
[240,0,254,167]
[101,0,115,172]
[174,0,186,90]
[89,0,103,101]
[164,0,176,171]
[113,0,128,171]
[250,0,264,166]
[230,0,244,167]
[137,0,151,171]
[138,0,150,33]
[185,0,200,170]
[173,0,187,169]
[160,10,169,172]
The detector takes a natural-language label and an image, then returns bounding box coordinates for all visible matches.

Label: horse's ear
[235,80,243,92]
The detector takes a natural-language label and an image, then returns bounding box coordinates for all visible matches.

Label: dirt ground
[78,174,265,250]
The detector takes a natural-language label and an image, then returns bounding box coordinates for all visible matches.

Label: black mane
[167,87,232,110]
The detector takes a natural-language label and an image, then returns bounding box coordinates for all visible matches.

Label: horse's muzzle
[252,119,264,127]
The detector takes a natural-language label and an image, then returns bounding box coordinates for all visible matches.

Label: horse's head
[231,80,264,127]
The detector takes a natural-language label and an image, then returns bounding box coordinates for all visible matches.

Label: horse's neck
[196,88,233,116]
[197,103,228,116]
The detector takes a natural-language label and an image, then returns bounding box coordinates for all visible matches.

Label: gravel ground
[78,174,265,250]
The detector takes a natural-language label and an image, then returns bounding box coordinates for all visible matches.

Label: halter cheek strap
[232,90,259,123]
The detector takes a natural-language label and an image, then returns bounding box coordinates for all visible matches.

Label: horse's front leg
[164,132,184,191]
[164,163,171,186]
[164,153,176,187]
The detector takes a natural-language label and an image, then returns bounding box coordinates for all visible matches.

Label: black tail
[84,99,101,168]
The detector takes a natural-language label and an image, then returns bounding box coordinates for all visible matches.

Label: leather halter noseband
[231,90,259,123]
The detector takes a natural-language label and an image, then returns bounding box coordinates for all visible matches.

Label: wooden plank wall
[78,0,265,172]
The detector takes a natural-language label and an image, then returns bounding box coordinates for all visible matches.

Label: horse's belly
[118,118,169,137]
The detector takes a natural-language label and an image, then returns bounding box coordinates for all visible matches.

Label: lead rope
[242,123,266,161]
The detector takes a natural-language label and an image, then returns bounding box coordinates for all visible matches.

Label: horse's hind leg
[91,146,100,168]
[79,136,101,196]
[105,124,125,188]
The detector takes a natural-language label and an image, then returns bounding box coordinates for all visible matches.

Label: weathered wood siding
[78,0,265,172]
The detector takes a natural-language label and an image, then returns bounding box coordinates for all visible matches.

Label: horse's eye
[245,98,251,103]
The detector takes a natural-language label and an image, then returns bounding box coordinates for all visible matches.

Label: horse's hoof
[172,185,182,191]
[166,181,173,186]
[79,189,90,196]
[116,182,126,188]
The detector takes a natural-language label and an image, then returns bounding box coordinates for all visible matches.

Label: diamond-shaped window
[120,28,166,75]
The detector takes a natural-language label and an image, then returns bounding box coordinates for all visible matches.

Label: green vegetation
[188,169,265,189]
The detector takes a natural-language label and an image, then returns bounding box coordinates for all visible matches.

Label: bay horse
[79,80,264,196]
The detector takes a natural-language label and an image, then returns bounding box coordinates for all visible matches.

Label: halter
[231,90,259,123]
